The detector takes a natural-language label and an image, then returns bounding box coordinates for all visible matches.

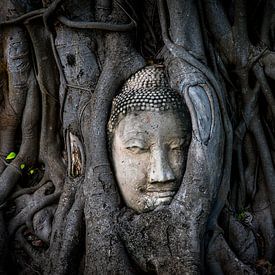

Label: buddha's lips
[146,184,178,193]
[146,189,178,198]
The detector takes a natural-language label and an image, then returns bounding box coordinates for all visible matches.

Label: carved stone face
[111,110,189,213]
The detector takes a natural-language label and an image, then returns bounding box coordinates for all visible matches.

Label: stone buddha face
[108,66,191,213]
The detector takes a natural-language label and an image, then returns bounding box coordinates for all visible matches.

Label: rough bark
[0,0,274,274]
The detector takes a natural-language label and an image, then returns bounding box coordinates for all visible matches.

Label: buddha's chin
[136,192,176,213]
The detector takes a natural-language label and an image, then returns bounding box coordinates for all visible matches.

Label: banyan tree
[0,0,275,274]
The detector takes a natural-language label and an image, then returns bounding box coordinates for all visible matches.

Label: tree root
[253,64,275,121]
[16,226,45,267]
[49,177,81,247]
[0,212,8,274]
[8,192,61,237]
[0,9,45,26]
[0,70,39,205]
[10,177,51,200]
[0,26,29,175]
[57,15,135,31]
[244,133,258,202]
[82,6,145,270]
[46,186,84,274]
[207,233,257,274]
[158,0,233,233]
[25,22,66,192]
[250,112,275,220]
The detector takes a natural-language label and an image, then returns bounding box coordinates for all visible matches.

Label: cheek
[112,150,149,189]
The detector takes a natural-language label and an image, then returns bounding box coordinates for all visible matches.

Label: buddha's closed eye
[169,138,185,151]
[125,139,148,154]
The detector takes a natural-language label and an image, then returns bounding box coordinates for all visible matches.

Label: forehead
[116,111,187,138]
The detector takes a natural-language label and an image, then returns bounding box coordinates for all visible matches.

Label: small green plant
[27,167,38,176]
[5,153,37,175]
[6,152,16,160]
[237,211,246,222]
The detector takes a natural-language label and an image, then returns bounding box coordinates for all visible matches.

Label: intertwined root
[0,0,275,274]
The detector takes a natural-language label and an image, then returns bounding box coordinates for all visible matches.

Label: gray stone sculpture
[108,65,191,213]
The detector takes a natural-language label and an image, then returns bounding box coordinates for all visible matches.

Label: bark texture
[0,0,274,274]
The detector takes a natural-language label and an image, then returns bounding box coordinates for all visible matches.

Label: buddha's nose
[149,148,175,184]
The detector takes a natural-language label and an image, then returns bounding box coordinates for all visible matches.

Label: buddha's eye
[125,139,148,154]
[171,146,182,151]
[169,138,184,151]
[126,146,148,154]
[170,145,183,151]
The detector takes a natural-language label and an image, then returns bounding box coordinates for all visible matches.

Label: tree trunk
[0,0,274,274]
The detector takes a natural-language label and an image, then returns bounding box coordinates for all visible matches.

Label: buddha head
[108,66,191,213]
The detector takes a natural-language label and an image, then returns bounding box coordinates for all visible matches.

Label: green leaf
[20,164,25,170]
[29,169,35,175]
[6,152,16,160]
[237,211,245,221]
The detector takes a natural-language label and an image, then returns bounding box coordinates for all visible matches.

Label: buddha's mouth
[146,190,177,198]
[146,183,178,194]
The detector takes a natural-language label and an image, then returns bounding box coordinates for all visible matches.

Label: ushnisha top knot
[121,65,169,92]
[108,65,189,134]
